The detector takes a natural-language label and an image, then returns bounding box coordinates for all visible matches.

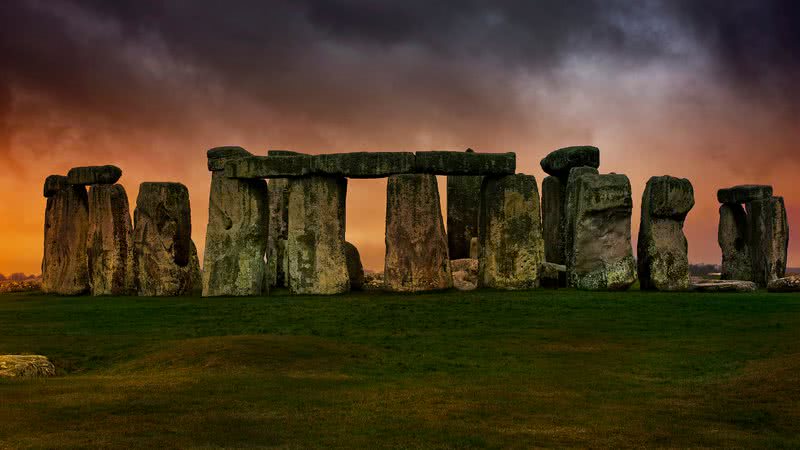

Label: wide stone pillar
[87,184,134,295]
[637,176,694,291]
[132,182,197,296]
[719,203,752,281]
[287,176,349,294]
[563,166,599,283]
[478,174,545,289]
[202,147,269,297]
[384,174,452,292]
[42,175,90,295]
[266,178,290,289]
[569,173,636,290]
[747,196,789,287]
[446,175,483,260]
[541,175,564,264]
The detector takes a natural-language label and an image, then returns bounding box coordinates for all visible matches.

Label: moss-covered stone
[446,175,483,259]
[42,184,89,295]
[87,184,134,296]
[415,151,515,175]
[540,146,600,178]
[478,174,545,290]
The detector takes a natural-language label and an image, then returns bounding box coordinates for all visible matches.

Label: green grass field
[1,289,799,448]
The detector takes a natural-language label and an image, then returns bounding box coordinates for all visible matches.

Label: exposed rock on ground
[451,258,478,291]
[0,355,56,378]
[691,279,758,293]
[767,275,800,292]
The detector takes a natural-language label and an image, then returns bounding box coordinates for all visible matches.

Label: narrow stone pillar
[569,173,636,290]
[287,176,350,294]
[87,184,134,295]
[563,166,599,284]
[384,174,452,292]
[132,182,196,296]
[637,176,694,291]
[747,196,789,287]
[202,147,269,297]
[42,175,90,295]
[478,174,545,289]
[266,178,290,289]
[719,203,752,281]
[446,175,483,260]
[541,175,565,265]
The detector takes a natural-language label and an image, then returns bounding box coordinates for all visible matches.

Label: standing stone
[469,237,480,259]
[202,147,269,297]
[541,175,565,264]
[42,176,89,295]
[569,173,636,290]
[637,176,694,291]
[87,184,134,295]
[384,174,452,292]
[446,175,483,259]
[266,178,290,289]
[563,166,599,283]
[344,241,365,290]
[719,203,752,281]
[747,196,789,287]
[478,174,545,289]
[132,182,195,296]
[287,176,350,294]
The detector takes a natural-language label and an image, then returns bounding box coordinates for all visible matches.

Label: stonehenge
[42,175,90,294]
[87,184,134,295]
[637,176,694,291]
[717,185,789,287]
[447,174,483,259]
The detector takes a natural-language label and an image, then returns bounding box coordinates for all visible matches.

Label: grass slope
[0,289,799,448]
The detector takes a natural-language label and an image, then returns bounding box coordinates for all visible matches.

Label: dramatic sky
[1,0,798,274]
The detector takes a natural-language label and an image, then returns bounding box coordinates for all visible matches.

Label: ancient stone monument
[567,172,636,290]
[447,172,483,260]
[266,178,289,289]
[563,166,599,282]
[717,185,789,287]
[87,183,134,295]
[202,147,269,297]
[384,174,452,292]
[42,175,90,295]
[478,174,545,289]
[637,176,694,291]
[132,182,199,296]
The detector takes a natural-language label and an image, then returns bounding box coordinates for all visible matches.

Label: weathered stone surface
[717,185,773,204]
[415,151,516,175]
[189,241,202,293]
[67,165,122,185]
[0,355,56,378]
[314,152,415,178]
[344,242,365,290]
[287,176,350,294]
[563,166,599,281]
[541,175,565,265]
[469,237,480,259]
[132,182,195,296]
[207,146,253,171]
[87,184,134,296]
[451,258,478,291]
[691,279,758,293]
[267,150,305,157]
[42,184,89,295]
[719,203,752,281]
[569,173,636,290]
[637,176,694,291]
[447,175,483,259]
[43,175,68,197]
[747,196,789,287]
[202,171,269,297]
[540,146,600,178]
[478,174,545,289]
[767,275,800,292]
[226,155,312,179]
[540,262,567,289]
[384,174,452,292]
[266,178,290,289]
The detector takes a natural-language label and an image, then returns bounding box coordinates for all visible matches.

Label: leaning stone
[132,182,195,296]
[384,174,452,292]
[478,174,545,289]
[540,146,600,178]
[540,262,567,289]
[344,242,365,290]
[446,175,483,259]
[637,176,694,291]
[569,173,636,290]
[719,203,752,281]
[414,151,515,175]
[67,165,122,185]
[266,178,290,289]
[0,355,56,378]
[313,152,415,178]
[286,176,350,294]
[42,184,89,295]
[691,280,758,293]
[541,175,565,265]
[767,275,800,292]
[747,196,789,287]
[225,155,312,179]
[563,166,599,282]
[87,184,134,296]
[451,258,478,291]
[202,167,269,296]
[207,146,253,171]
[43,175,69,197]
[717,185,773,204]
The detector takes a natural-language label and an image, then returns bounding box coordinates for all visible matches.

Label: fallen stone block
[767,275,800,292]
[691,279,758,293]
[451,258,478,291]
[0,355,56,378]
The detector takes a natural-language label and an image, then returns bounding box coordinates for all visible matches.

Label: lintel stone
[717,185,773,204]
[414,151,515,175]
